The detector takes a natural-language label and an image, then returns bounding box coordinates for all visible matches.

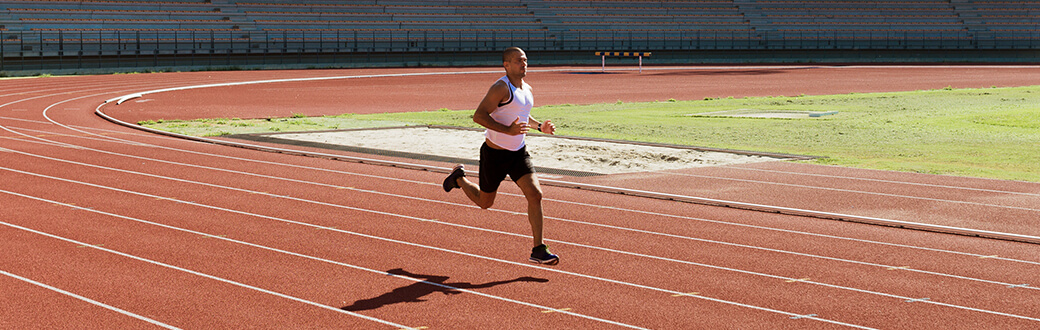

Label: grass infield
[142,86,1040,182]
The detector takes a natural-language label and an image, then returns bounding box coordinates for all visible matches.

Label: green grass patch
[140,86,1040,182]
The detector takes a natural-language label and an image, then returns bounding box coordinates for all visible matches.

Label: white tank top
[485,76,534,151]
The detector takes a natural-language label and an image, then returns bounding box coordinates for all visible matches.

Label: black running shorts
[479,142,535,193]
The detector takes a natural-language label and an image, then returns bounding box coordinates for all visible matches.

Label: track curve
[2,66,1040,328]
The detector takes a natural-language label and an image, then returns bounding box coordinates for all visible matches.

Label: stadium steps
[529,0,749,33]
[952,0,1040,33]
[741,0,964,35]
[0,0,1037,52]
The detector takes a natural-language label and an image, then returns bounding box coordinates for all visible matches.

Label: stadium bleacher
[1,0,1038,72]
[3,0,1036,45]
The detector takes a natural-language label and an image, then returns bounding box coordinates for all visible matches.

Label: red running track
[2,66,1040,329]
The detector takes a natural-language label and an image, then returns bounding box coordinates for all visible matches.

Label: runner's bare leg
[458,176,496,209]
[515,173,544,246]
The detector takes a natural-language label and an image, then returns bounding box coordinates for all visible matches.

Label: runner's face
[505,51,527,78]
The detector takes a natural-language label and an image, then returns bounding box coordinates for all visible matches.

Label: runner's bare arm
[473,81,528,136]
[529,116,555,135]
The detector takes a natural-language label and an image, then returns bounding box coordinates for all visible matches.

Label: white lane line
[1,126,150,146]
[6,123,1040,290]
[69,68,1040,246]
[1,156,1036,325]
[0,269,180,329]
[0,189,648,330]
[79,67,1040,200]
[0,156,872,328]
[18,70,1040,298]
[0,188,870,329]
[0,78,198,113]
[18,70,1040,263]
[90,99,1040,245]
[10,70,1040,326]
[98,69,503,105]
[0,79,226,151]
[43,120,1040,267]
[0,116,160,138]
[338,181,1040,291]
[0,205,413,329]
[0,77,191,100]
[8,121,1040,294]
[45,98,1040,264]
[664,171,1040,213]
[727,166,1040,197]
[542,194,1040,266]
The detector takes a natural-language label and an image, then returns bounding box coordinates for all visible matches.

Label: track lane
[663,167,1040,211]
[91,66,1040,241]
[0,121,886,326]
[570,164,1040,238]
[10,123,1040,295]
[105,66,1040,121]
[730,163,1040,196]
[2,132,1040,326]
[6,66,1040,326]
[34,124,1040,281]
[0,183,625,329]
[0,160,803,329]
[0,209,399,329]
[0,262,175,330]
[73,98,1040,266]
[28,109,1040,272]
[0,136,861,326]
[0,126,707,326]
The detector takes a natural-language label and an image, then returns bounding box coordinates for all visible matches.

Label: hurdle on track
[596,51,651,73]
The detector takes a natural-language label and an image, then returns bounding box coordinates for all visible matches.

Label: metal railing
[2,30,1038,71]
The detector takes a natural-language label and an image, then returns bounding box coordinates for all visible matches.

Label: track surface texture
[3,66,1040,329]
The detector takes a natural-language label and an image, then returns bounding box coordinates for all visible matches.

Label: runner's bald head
[503,47,524,63]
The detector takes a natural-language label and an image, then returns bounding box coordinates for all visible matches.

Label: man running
[442,47,559,265]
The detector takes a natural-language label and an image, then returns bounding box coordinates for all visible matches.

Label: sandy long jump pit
[232,126,805,177]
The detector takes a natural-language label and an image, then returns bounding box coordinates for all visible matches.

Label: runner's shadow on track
[341,268,549,312]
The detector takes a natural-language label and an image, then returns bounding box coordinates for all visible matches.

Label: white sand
[274,127,785,175]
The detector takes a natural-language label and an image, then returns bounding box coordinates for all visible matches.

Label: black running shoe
[442,164,465,192]
[529,244,559,265]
